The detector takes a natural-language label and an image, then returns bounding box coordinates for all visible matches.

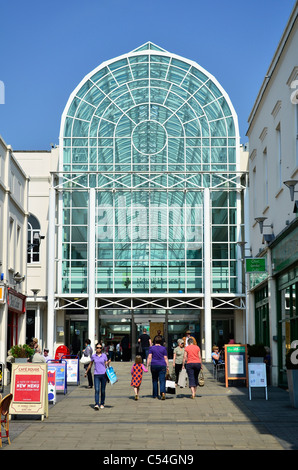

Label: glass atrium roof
[60,42,239,174]
[59,43,241,295]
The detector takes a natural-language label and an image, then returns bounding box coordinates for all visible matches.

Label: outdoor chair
[0,393,13,447]
[212,358,225,381]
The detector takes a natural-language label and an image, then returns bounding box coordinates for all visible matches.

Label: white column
[88,188,96,347]
[47,185,56,357]
[35,303,41,346]
[204,187,212,362]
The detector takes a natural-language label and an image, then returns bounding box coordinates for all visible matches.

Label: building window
[252,166,257,218]
[296,104,298,168]
[263,147,268,206]
[27,214,41,263]
[255,285,270,346]
[276,124,282,188]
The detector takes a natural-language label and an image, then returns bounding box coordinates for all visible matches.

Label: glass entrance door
[67,320,88,356]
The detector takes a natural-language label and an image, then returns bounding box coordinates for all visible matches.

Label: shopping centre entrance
[98,309,200,360]
[61,306,235,361]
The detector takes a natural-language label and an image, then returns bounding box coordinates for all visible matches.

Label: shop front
[7,288,26,351]
[273,222,298,387]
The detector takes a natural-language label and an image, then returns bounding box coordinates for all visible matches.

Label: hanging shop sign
[245,258,266,273]
[0,285,5,303]
[7,288,26,313]
[225,344,248,387]
[10,363,48,420]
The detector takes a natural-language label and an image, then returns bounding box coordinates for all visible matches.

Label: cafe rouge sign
[7,288,26,314]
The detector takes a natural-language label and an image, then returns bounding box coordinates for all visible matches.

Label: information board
[64,357,80,385]
[48,369,56,403]
[47,360,67,394]
[248,363,268,400]
[225,344,248,387]
[10,363,48,420]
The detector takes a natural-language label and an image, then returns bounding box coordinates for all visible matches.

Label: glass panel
[61,46,239,294]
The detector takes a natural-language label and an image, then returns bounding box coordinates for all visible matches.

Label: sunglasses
[96,346,102,349]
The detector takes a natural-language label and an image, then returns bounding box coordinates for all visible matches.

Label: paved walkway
[2,362,298,451]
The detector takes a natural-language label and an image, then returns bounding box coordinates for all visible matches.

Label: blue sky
[0,0,296,149]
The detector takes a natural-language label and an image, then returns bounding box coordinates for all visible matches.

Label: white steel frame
[46,43,247,361]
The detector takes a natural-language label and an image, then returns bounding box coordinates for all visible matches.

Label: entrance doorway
[212,317,234,349]
[98,309,201,360]
[99,311,132,361]
[65,318,88,356]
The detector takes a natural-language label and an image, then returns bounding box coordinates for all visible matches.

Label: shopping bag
[166,380,176,394]
[105,366,118,385]
[177,368,187,388]
[198,369,204,387]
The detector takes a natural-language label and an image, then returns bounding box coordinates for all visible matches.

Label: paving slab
[2,361,298,451]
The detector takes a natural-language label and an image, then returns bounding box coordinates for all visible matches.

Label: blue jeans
[94,374,107,406]
[142,347,149,362]
[151,365,166,397]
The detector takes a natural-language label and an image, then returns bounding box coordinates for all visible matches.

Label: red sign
[10,364,48,418]
[14,374,42,402]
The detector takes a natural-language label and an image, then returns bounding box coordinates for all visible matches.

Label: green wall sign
[245,258,266,273]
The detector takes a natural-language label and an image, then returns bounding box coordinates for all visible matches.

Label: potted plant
[248,343,267,363]
[9,344,35,362]
[286,348,298,408]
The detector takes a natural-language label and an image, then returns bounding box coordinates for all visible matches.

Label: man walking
[183,330,197,347]
[138,328,152,364]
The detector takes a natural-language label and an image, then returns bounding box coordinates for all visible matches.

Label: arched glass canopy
[59,42,240,295]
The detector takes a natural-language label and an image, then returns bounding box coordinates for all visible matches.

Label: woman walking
[147,335,169,400]
[172,339,184,385]
[82,339,93,388]
[85,343,111,409]
[182,338,202,399]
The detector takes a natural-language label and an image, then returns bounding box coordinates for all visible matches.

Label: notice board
[225,344,248,387]
[47,360,67,393]
[48,369,56,403]
[10,363,49,420]
[64,357,80,385]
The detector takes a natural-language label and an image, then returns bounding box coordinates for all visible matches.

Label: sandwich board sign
[47,360,67,394]
[225,344,248,387]
[248,363,268,400]
[10,363,48,420]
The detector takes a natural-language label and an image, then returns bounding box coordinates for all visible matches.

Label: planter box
[15,358,29,363]
[287,369,298,408]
